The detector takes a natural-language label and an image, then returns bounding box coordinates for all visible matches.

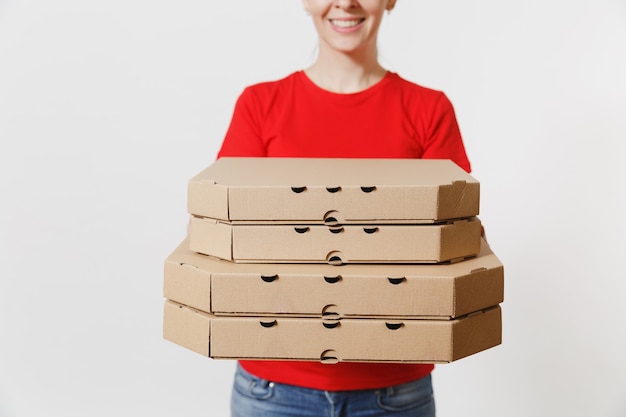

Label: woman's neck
[304,45,387,94]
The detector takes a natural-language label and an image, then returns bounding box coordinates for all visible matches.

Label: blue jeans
[230,364,436,417]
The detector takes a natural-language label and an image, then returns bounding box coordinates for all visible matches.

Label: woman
[218,1,471,416]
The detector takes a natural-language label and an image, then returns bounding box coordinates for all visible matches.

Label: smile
[329,18,365,29]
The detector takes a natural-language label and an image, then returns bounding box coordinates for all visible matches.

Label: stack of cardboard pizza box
[163,157,503,364]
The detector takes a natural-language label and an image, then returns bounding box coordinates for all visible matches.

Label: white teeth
[331,19,362,28]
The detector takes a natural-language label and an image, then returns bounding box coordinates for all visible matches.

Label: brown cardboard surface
[163,300,211,356]
[163,238,503,318]
[188,217,481,264]
[187,158,480,224]
[163,300,501,363]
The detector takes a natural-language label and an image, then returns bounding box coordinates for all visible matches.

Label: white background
[1,0,625,416]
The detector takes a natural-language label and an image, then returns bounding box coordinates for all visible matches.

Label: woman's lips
[329,18,365,31]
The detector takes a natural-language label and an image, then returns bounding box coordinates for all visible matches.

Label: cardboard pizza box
[163,300,502,364]
[188,217,481,264]
[164,238,503,319]
[188,158,479,224]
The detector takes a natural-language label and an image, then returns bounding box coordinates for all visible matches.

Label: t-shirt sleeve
[217,87,267,158]
[422,93,471,173]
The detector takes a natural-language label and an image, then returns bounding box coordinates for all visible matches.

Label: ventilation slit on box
[327,255,344,266]
[360,186,376,193]
[290,186,307,193]
[387,277,407,285]
[260,274,278,283]
[259,320,277,328]
[326,186,341,193]
[323,210,344,225]
[363,227,378,234]
[320,350,339,364]
[294,226,310,234]
[322,304,340,318]
[323,275,342,284]
[385,322,404,330]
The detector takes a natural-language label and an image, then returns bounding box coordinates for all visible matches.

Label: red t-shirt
[217,71,471,391]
